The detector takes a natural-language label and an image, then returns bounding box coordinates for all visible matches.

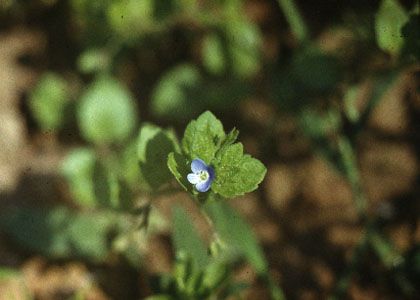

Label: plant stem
[329,232,369,300]
[329,114,369,298]
[276,0,309,44]
[337,136,367,221]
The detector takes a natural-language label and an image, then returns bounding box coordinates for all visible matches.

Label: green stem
[276,0,309,44]
[337,136,367,221]
[328,113,370,298]
[329,232,369,300]
[264,274,286,300]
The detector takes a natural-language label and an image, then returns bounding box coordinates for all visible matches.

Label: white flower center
[198,170,209,182]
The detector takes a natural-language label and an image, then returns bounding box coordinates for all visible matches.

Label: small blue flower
[187,158,215,192]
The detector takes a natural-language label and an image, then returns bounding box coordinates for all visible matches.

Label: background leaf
[204,201,268,274]
[77,48,111,74]
[375,0,408,55]
[29,72,69,131]
[151,64,201,119]
[202,33,226,76]
[61,148,97,207]
[0,206,122,262]
[172,206,209,270]
[62,147,131,210]
[270,47,341,112]
[107,0,154,40]
[226,18,262,78]
[137,123,179,189]
[77,75,137,144]
[401,13,420,61]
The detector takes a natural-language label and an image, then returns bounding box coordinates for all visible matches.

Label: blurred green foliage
[147,204,272,300]
[1,0,419,298]
[401,13,420,61]
[375,0,409,56]
[29,73,69,131]
[0,207,124,262]
[77,76,137,144]
[137,124,179,189]
[205,200,268,274]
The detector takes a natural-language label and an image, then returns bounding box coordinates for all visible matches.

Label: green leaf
[107,0,153,39]
[181,111,225,164]
[344,85,361,123]
[218,128,239,152]
[92,160,122,210]
[401,14,420,61]
[153,0,178,20]
[67,212,115,260]
[0,268,20,280]
[202,259,230,291]
[375,0,409,55]
[29,72,69,131]
[291,47,341,94]
[120,140,142,189]
[276,0,309,43]
[61,148,97,207]
[172,206,209,270]
[169,111,266,198]
[226,18,262,78]
[271,47,341,112]
[0,207,121,262]
[151,64,201,119]
[0,206,72,258]
[152,65,251,119]
[204,201,268,273]
[202,33,226,75]
[299,108,341,139]
[173,251,205,296]
[212,143,266,198]
[222,282,251,298]
[62,148,130,210]
[77,48,110,74]
[137,124,179,189]
[77,76,137,144]
[167,152,192,192]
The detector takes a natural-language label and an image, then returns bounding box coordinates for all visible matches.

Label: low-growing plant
[1,0,419,299]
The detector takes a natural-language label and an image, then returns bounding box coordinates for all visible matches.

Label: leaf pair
[0,206,121,262]
[147,206,247,299]
[62,148,132,209]
[168,111,266,198]
[137,124,180,190]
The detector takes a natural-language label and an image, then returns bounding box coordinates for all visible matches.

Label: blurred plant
[0,267,30,299]
[268,0,420,298]
[3,72,169,265]
[147,202,285,300]
[29,72,70,131]
[1,0,418,298]
[69,0,263,120]
[5,1,270,294]
[8,77,280,297]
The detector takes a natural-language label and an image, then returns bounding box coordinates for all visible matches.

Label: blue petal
[187,173,200,184]
[196,179,211,192]
[191,158,207,173]
[207,166,215,181]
